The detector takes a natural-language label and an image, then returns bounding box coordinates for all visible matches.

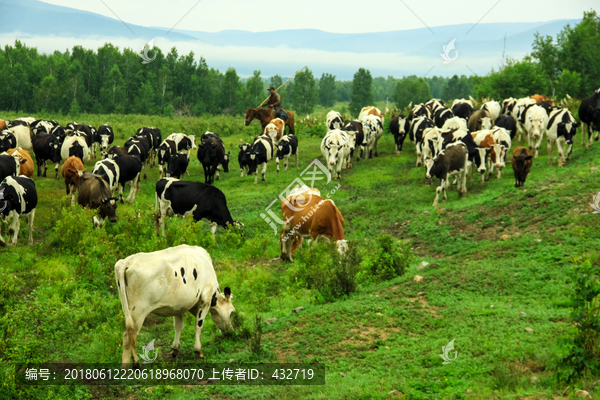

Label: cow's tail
[115,260,135,353]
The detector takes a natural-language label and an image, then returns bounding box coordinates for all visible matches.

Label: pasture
[1,108,599,400]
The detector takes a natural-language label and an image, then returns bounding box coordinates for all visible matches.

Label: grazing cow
[490,127,511,178]
[326,111,344,130]
[512,147,533,187]
[578,88,600,147]
[441,116,468,131]
[451,102,474,121]
[167,153,190,179]
[92,158,120,195]
[434,107,454,128]
[125,136,150,179]
[77,173,119,227]
[136,127,162,166]
[361,114,383,158]
[157,139,177,179]
[530,94,552,104]
[248,135,274,184]
[166,133,197,156]
[341,120,366,161]
[276,134,299,172]
[61,156,86,205]
[154,178,240,237]
[409,116,434,167]
[7,125,32,151]
[468,109,493,132]
[98,125,114,158]
[264,118,285,147]
[279,193,347,262]
[502,98,517,115]
[424,143,468,207]
[238,143,252,177]
[389,114,410,155]
[6,149,34,177]
[32,133,62,178]
[481,101,501,123]
[0,154,21,183]
[321,130,351,180]
[513,97,537,141]
[409,104,432,121]
[494,114,517,139]
[111,154,143,203]
[358,106,384,126]
[0,130,17,153]
[472,130,501,184]
[115,244,235,369]
[61,135,90,162]
[524,105,549,158]
[546,108,580,166]
[198,132,226,185]
[0,176,37,246]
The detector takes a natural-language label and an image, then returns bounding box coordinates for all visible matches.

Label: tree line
[0,10,597,118]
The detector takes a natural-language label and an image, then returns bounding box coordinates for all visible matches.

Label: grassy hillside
[0,110,599,399]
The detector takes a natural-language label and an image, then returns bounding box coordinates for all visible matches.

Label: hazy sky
[40,0,596,33]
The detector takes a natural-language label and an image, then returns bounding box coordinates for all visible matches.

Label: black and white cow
[441,128,488,185]
[157,139,177,179]
[326,111,344,130]
[0,154,21,183]
[0,130,17,153]
[92,158,120,194]
[125,136,150,179]
[451,102,474,121]
[434,107,454,129]
[409,116,434,167]
[494,114,517,139]
[166,133,197,156]
[154,178,241,237]
[198,132,226,185]
[424,143,468,207]
[248,135,274,184]
[98,125,114,158]
[238,143,252,177]
[66,123,94,151]
[276,134,299,172]
[51,125,66,143]
[110,154,143,203]
[166,154,189,179]
[32,133,62,178]
[0,176,37,246]
[61,134,90,162]
[361,114,383,159]
[408,104,432,121]
[341,120,365,161]
[77,173,119,227]
[389,114,410,155]
[136,127,161,167]
[579,88,600,147]
[547,108,580,166]
[31,120,59,136]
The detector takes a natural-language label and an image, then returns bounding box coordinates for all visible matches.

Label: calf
[154,178,240,237]
[157,139,177,179]
[248,135,274,184]
[125,136,150,179]
[279,194,347,263]
[451,102,473,121]
[326,111,344,130]
[198,132,226,184]
[32,133,62,178]
[434,107,454,128]
[321,130,351,180]
[167,153,189,179]
[546,108,580,166]
[361,114,383,158]
[6,149,34,177]
[0,176,37,246]
[494,114,517,139]
[409,116,434,167]
[238,143,251,177]
[115,244,234,369]
[166,133,197,156]
[98,125,114,158]
[111,154,143,203]
[524,105,549,158]
[61,156,86,205]
[578,88,600,147]
[511,147,533,187]
[341,120,365,160]
[425,143,468,207]
[468,109,492,132]
[389,113,410,155]
[276,134,299,172]
[0,154,21,183]
[77,173,119,227]
[0,130,17,153]
[61,135,90,162]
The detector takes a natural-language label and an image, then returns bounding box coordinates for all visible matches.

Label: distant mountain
[0,0,580,79]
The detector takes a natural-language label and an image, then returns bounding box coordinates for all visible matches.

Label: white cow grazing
[115,245,235,369]
[8,125,32,151]
[441,116,468,131]
[61,135,91,162]
[481,101,501,123]
[326,111,344,130]
[524,105,549,158]
[546,108,579,167]
[321,129,351,180]
[361,114,383,159]
[513,97,537,141]
[491,127,512,178]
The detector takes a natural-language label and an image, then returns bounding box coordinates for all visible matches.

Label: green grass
[1,110,600,399]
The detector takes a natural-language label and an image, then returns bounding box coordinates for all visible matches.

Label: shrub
[358,235,413,284]
[249,315,263,357]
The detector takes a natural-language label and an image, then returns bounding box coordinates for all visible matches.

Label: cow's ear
[20,159,27,164]
[525,156,533,160]
[224,287,231,297]
[101,198,106,203]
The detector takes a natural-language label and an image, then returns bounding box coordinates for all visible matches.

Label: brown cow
[279,191,347,262]
[511,147,533,187]
[0,119,6,131]
[530,94,552,105]
[61,156,86,206]
[472,130,503,184]
[468,109,493,132]
[264,118,285,145]
[6,148,34,177]
[358,106,385,126]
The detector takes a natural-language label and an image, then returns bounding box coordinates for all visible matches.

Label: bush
[358,235,413,284]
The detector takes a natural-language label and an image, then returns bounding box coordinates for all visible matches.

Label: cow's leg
[595,128,600,142]
[143,162,147,180]
[54,162,59,179]
[192,306,210,358]
[432,182,442,207]
[261,162,267,182]
[158,164,163,179]
[71,190,76,206]
[126,174,140,203]
[415,143,422,166]
[535,134,543,158]
[253,169,258,185]
[284,154,290,171]
[171,314,185,357]
[374,138,379,157]
[160,214,166,237]
[209,221,218,238]
[582,123,587,147]
[295,150,299,170]
[216,164,221,181]
[276,157,281,173]
[566,142,573,161]
[27,210,35,245]
[122,312,146,369]
[7,211,20,247]
[118,183,125,203]
[547,138,554,165]
[556,139,565,167]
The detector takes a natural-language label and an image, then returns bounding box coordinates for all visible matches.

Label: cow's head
[222,152,230,173]
[0,131,15,153]
[276,141,289,160]
[0,179,22,218]
[325,143,340,166]
[244,108,255,126]
[49,137,62,163]
[474,147,489,173]
[564,121,581,144]
[425,152,442,179]
[209,287,235,332]
[69,141,84,162]
[527,115,545,138]
[481,117,492,130]
[492,144,505,168]
[100,134,112,151]
[99,197,119,223]
[188,135,197,150]
[198,141,217,165]
[10,151,27,174]
[247,151,259,174]
[344,131,357,151]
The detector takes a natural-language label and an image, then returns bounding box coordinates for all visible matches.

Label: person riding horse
[260,87,288,121]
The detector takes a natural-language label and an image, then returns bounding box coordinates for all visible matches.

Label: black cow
[341,120,365,161]
[157,139,177,179]
[69,141,85,162]
[32,133,62,178]
[434,108,454,129]
[154,178,241,237]
[451,102,474,121]
[0,154,20,183]
[0,176,37,246]
[166,153,189,179]
[0,131,17,153]
[579,88,600,147]
[441,128,489,183]
[77,173,119,227]
[111,154,143,203]
[248,136,274,184]
[51,125,66,143]
[238,143,252,177]
[98,125,114,158]
[388,114,410,155]
[125,136,150,179]
[166,133,196,156]
[494,114,517,139]
[67,123,94,148]
[275,134,298,172]
[198,133,226,185]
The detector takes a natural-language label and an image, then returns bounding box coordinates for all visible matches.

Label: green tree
[318,73,336,108]
[442,75,473,101]
[220,67,243,115]
[532,33,560,96]
[393,77,431,109]
[134,80,157,114]
[34,75,59,112]
[292,68,318,114]
[245,70,263,108]
[349,68,374,116]
[99,64,126,113]
[555,69,582,98]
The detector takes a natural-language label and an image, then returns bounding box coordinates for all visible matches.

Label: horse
[245,108,295,135]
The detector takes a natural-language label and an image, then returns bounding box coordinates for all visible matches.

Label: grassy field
[1,109,599,400]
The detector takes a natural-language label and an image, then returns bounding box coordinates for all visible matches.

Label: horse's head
[245,108,255,126]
